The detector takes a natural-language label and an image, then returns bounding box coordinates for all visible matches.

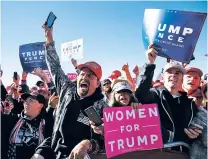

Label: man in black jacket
[134,44,202,152]
[1,93,53,159]
[32,24,106,159]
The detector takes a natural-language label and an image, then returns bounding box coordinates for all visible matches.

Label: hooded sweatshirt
[1,110,53,159]
[36,87,105,159]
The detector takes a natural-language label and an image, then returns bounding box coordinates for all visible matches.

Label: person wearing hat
[182,67,204,107]
[183,67,203,95]
[102,79,112,104]
[108,79,138,107]
[36,81,46,90]
[108,70,121,80]
[90,79,140,137]
[1,93,52,159]
[32,24,107,159]
[134,44,200,154]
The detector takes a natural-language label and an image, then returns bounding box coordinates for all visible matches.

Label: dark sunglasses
[103,82,111,86]
[39,84,45,87]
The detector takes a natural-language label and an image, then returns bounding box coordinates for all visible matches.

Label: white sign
[61,38,83,61]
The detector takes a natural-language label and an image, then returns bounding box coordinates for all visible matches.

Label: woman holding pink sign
[90,79,140,135]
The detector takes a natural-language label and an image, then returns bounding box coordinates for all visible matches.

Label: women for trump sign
[103,104,163,158]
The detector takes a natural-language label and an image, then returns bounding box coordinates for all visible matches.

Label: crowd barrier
[89,142,190,159]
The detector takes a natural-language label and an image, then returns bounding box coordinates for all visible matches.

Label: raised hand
[146,44,158,64]
[42,24,53,44]
[122,63,129,72]
[48,92,59,109]
[71,58,78,68]
[31,68,46,79]
[13,74,20,86]
[22,71,28,81]
[133,65,139,76]
[3,101,14,114]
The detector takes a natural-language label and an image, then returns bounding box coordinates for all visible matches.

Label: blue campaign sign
[142,9,207,63]
[19,42,48,73]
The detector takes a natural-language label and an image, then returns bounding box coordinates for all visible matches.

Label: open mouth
[120,97,127,103]
[80,81,89,90]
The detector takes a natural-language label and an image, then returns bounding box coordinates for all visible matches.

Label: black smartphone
[84,106,103,126]
[13,72,18,80]
[189,123,203,130]
[45,12,57,28]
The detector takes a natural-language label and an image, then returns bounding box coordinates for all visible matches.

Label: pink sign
[103,104,163,158]
[67,73,78,80]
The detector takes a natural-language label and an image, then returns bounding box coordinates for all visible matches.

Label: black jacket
[1,109,53,159]
[134,63,198,144]
[1,84,7,101]
[10,98,24,115]
[35,42,107,159]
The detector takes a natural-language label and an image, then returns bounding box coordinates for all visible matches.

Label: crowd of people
[0,23,207,159]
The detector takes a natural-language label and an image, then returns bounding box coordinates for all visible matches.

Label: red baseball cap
[153,81,164,88]
[185,67,203,77]
[108,70,121,79]
[77,61,102,80]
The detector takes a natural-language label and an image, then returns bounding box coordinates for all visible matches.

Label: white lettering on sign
[108,134,159,152]
[116,111,124,121]
[120,124,140,133]
[104,107,158,122]
[108,141,115,152]
[137,135,148,146]
[126,137,135,148]
[157,24,193,42]
[22,50,46,61]
[168,25,180,34]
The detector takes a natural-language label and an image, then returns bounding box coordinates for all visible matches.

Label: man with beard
[31,24,106,159]
[134,44,201,154]
[102,79,112,104]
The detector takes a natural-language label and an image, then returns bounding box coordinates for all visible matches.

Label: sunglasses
[39,84,45,87]
[103,82,111,86]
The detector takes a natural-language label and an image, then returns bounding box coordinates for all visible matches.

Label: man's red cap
[77,61,102,80]
[185,67,203,77]
[153,81,164,88]
[108,70,121,79]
